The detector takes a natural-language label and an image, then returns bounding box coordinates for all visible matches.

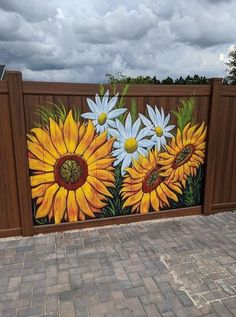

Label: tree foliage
[225,46,236,85]
[105,72,209,85]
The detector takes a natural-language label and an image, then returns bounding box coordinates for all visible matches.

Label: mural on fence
[27,86,207,225]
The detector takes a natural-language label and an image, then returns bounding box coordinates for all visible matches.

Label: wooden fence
[0,71,235,237]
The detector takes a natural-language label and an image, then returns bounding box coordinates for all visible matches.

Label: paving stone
[0,212,235,317]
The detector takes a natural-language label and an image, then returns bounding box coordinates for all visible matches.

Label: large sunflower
[27,110,115,224]
[121,150,182,214]
[159,122,206,187]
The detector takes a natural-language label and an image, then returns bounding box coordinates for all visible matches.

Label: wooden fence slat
[7,71,34,236]
[203,78,222,215]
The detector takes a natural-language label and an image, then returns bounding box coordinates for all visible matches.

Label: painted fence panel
[0,72,236,237]
[25,87,208,226]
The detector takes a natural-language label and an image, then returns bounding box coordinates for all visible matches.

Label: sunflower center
[142,166,164,193]
[98,112,107,125]
[155,126,163,137]
[173,144,194,168]
[124,138,138,154]
[55,154,88,190]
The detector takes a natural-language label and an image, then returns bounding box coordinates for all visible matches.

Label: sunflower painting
[27,87,207,225]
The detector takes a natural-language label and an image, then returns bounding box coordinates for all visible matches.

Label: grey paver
[0,211,235,316]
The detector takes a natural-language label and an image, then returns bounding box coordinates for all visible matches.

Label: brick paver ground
[0,212,236,317]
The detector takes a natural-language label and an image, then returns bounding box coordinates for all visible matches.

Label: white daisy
[109,113,154,175]
[139,105,175,151]
[81,90,127,136]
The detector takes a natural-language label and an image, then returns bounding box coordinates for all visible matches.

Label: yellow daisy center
[155,126,163,137]
[124,138,138,154]
[98,112,107,125]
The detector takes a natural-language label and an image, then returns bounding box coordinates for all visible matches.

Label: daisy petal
[137,126,152,141]
[125,113,132,138]
[121,154,132,175]
[116,119,128,139]
[81,112,97,120]
[108,108,127,119]
[147,105,157,125]
[87,98,100,115]
[137,146,148,157]
[138,139,155,148]
[107,93,119,112]
[163,113,170,127]
[165,125,175,132]
[132,117,141,137]
[139,114,152,127]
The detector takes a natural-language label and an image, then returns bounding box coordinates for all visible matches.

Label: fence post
[7,71,34,236]
[203,78,222,215]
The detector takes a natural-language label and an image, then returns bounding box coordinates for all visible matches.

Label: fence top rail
[22,81,211,96]
[221,85,236,97]
[0,80,8,93]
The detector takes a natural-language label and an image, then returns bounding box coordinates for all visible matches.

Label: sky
[0,0,235,83]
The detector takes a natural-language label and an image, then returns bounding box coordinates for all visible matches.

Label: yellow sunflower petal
[158,157,174,166]
[54,187,68,224]
[123,190,143,208]
[87,175,113,197]
[83,131,107,160]
[31,183,52,199]
[168,183,182,195]
[140,193,150,214]
[166,144,177,155]
[27,134,39,144]
[182,123,191,145]
[158,152,172,159]
[88,157,114,171]
[49,118,67,155]
[176,129,183,148]
[186,124,197,143]
[120,182,142,193]
[160,183,178,202]
[82,182,106,209]
[195,150,205,158]
[88,169,115,183]
[179,165,184,180]
[125,167,146,179]
[192,154,204,164]
[86,137,114,165]
[35,183,59,218]
[67,190,78,222]
[131,202,140,213]
[139,156,153,171]
[63,110,79,153]
[36,196,43,205]
[196,141,206,150]
[76,120,95,156]
[79,209,86,221]
[31,128,60,159]
[184,162,191,176]
[150,190,160,211]
[191,122,205,143]
[123,176,144,184]
[27,141,56,166]
[76,187,95,218]
[195,127,207,145]
[156,185,169,205]
[30,172,55,186]
[29,158,54,172]
[133,159,146,174]
[78,122,86,141]
[149,150,158,166]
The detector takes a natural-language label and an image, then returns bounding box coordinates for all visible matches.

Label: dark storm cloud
[0,0,235,82]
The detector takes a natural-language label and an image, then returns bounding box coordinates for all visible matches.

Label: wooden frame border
[34,206,202,234]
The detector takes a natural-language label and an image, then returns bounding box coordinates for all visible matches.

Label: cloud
[0,0,235,82]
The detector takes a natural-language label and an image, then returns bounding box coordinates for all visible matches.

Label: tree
[226,46,236,85]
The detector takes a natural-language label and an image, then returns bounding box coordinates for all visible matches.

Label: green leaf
[130,97,138,122]
[172,97,196,132]
[99,84,105,97]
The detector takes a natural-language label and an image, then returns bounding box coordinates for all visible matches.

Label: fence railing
[0,71,235,237]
